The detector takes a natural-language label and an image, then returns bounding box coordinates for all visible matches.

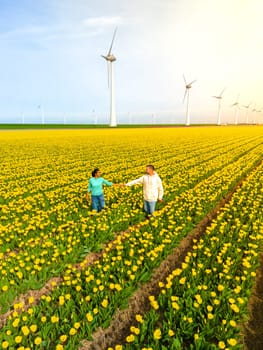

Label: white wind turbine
[251,105,257,124]
[243,102,252,124]
[183,75,196,126]
[212,87,226,126]
[21,111,25,124]
[256,108,262,124]
[231,95,240,125]
[38,104,45,124]
[102,28,117,127]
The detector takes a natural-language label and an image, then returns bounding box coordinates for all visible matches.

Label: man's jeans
[91,194,105,212]
[144,200,156,215]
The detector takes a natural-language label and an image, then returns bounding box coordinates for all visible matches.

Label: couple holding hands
[86,165,164,217]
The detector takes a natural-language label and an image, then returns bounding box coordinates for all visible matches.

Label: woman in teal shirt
[86,168,114,212]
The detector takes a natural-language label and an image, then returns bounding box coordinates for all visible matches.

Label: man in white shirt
[125,165,164,217]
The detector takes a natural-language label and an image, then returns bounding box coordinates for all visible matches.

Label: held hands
[113,183,126,187]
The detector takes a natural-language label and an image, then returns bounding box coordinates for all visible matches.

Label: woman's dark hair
[92,168,100,177]
[146,164,155,171]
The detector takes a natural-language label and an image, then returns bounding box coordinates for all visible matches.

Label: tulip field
[0,126,262,350]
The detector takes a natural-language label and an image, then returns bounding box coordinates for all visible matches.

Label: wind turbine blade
[212,96,219,99]
[183,89,187,103]
[220,87,226,97]
[108,27,117,55]
[101,55,107,60]
[183,74,187,85]
[189,79,197,85]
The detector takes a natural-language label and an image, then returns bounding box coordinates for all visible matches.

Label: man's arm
[126,176,144,187]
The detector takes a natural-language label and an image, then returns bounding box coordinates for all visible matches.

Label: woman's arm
[102,178,113,186]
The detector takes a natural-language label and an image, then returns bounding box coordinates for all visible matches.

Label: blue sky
[0,0,262,124]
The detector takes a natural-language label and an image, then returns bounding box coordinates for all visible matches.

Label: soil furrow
[243,251,263,350]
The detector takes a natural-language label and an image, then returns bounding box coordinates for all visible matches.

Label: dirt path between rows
[0,206,148,328]
[243,251,263,349]
[0,233,125,328]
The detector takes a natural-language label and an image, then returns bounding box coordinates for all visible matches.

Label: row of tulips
[1,127,260,213]
[2,130,260,257]
[0,131,262,348]
[1,130,252,227]
[2,128,218,201]
[109,160,263,350]
[0,132,262,313]
[2,137,211,250]
[1,132,257,250]
[0,134,221,239]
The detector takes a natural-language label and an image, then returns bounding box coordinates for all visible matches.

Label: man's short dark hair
[146,164,155,170]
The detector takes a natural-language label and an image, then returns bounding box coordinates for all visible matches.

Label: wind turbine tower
[251,105,257,124]
[231,95,240,125]
[183,75,196,126]
[21,112,25,124]
[212,88,226,125]
[38,104,45,125]
[243,102,251,124]
[102,28,117,127]
[256,109,262,124]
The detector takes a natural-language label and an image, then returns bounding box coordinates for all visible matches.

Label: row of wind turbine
[102,32,199,127]
[101,29,261,127]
